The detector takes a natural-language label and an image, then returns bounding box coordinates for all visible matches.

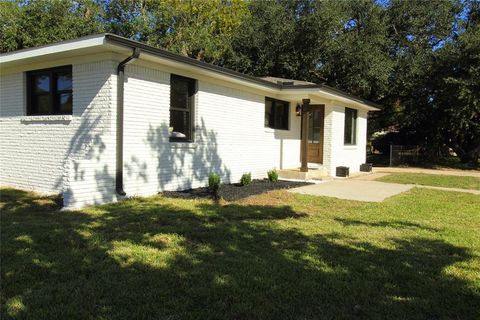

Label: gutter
[318,84,382,110]
[280,84,382,110]
[104,33,280,90]
[116,48,140,196]
[105,34,380,110]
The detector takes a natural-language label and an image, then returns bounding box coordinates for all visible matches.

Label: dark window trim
[169,74,197,143]
[265,97,290,130]
[344,107,358,145]
[26,65,73,116]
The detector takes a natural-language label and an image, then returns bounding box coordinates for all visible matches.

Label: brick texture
[1,59,368,208]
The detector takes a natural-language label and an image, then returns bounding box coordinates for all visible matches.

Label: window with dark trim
[26,65,72,115]
[265,97,289,130]
[344,107,357,145]
[169,74,196,142]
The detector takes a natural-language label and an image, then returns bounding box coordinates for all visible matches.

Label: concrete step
[278,168,330,181]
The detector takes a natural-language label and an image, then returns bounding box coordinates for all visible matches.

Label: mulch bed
[160,179,313,202]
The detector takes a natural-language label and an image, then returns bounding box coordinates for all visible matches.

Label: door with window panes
[306,105,324,163]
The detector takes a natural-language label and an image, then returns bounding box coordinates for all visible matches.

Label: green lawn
[376,172,480,190]
[1,187,479,319]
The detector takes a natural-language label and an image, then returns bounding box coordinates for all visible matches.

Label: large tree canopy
[0,0,103,52]
[1,0,478,165]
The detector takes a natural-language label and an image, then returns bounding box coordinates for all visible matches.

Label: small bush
[267,169,278,182]
[240,172,252,186]
[208,172,221,195]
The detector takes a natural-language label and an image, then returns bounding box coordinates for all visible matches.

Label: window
[344,107,357,145]
[26,66,72,115]
[170,74,196,142]
[308,109,323,144]
[265,97,289,130]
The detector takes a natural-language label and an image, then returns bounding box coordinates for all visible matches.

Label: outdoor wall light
[296,104,302,116]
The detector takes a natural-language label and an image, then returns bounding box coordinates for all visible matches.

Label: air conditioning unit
[360,163,373,172]
[336,166,349,177]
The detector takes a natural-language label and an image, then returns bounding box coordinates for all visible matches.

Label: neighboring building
[0,34,380,208]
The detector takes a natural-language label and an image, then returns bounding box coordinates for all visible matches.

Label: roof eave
[104,33,282,90]
[318,85,381,111]
[105,34,381,110]
[1,33,381,111]
[280,85,380,111]
[0,33,108,66]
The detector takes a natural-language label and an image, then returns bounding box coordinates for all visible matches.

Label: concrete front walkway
[358,172,480,194]
[289,170,480,202]
[289,179,413,202]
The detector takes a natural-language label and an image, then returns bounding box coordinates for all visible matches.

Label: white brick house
[0,34,379,208]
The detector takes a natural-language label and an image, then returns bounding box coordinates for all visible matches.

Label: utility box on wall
[336,166,349,177]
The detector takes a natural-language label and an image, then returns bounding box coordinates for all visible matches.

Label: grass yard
[1,187,480,319]
[376,172,480,190]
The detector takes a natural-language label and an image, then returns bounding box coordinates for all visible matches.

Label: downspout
[116,48,140,196]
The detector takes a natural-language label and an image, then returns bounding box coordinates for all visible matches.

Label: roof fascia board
[309,92,379,111]
[116,37,379,110]
[1,33,380,110]
[319,85,381,110]
[105,34,283,90]
[108,36,376,109]
[0,33,107,64]
[136,51,280,95]
[131,58,280,98]
[276,89,378,111]
[0,52,120,75]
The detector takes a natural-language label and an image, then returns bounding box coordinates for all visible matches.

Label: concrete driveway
[289,179,413,202]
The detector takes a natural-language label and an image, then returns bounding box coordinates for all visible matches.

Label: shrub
[267,169,278,182]
[208,172,221,195]
[240,172,252,186]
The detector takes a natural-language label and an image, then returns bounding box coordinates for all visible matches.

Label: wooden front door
[307,105,324,163]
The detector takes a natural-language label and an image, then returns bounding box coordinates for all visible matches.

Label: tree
[0,0,103,53]
[225,0,341,81]
[100,0,167,43]
[1,0,478,164]
[433,1,480,165]
[159,0,250,63]
[318,0,393,101]
[369,0,464,157]
[224,0,299,77]
[0,0,23,53]
[100,0,250,63]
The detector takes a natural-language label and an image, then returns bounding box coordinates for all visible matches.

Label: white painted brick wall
[0,71,72,194]
[1,58,368,208]
[323,104,367,176]
[62,61,118,208]
[122,64,301,196]
[0,60,117,208]
[122,65,170,195]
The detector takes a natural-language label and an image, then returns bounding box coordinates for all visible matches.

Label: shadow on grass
[0,188,62,213]
[334,217,440,232]
[1,189,479,319]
